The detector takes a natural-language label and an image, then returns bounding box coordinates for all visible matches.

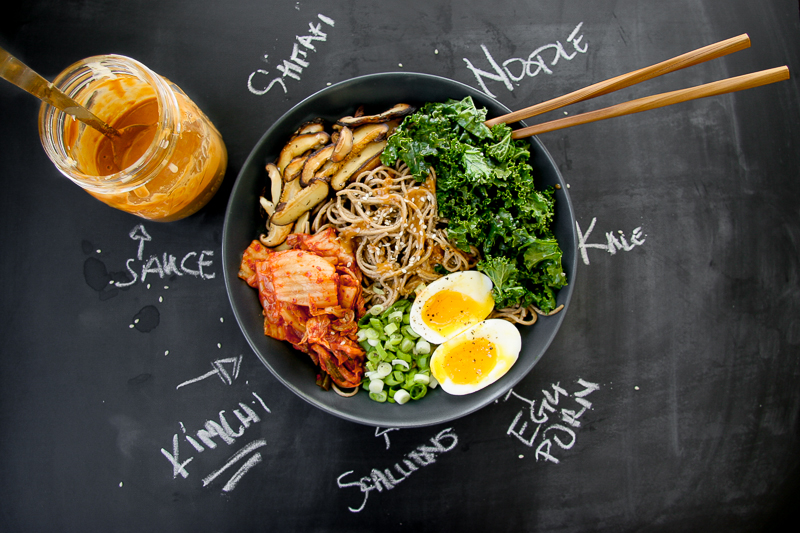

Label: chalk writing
[463,22,588,98]
[576,218,646,265]
[176,356,243,390]
[160,391,271,492]
[337,428,458,513]
[130,225,151,260]
[247,14,335,96]
[504,379,599,464]
[201,439,267,492]
[375,427,399,450]
[114,224,216,287]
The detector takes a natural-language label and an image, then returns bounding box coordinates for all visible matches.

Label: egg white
[431,318,522,396]
[409,271,494,345]
[429,319,522,395]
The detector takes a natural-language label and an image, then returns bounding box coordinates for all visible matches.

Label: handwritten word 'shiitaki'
[505,379,599,464]
[576,218,646,265]
[463,22,588,98]
[115,224,216,287]
[337,428,458,513]
[160,392,271,493]
[247,14,335,96]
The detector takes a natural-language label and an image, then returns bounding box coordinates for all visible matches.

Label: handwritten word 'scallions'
[463,22,588,98]
[337,428,458,513]
[247,14,335,96]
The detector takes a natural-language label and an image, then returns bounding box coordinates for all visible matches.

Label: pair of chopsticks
[486,34,790,139]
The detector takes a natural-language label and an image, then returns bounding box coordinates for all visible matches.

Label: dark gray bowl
[222,72,577,428]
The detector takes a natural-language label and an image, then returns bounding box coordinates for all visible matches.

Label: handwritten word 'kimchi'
[239,228,366,389]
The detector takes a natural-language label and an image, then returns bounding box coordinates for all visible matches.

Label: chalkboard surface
[1,1,799,531]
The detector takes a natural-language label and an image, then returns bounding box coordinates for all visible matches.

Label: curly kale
[382,96,567,313]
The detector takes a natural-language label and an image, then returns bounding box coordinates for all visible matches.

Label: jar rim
[38,54,180,192]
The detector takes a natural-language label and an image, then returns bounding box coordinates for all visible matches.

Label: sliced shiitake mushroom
[271,180,330,226]
[276,131,329,174]
[259,170,303,248]
[266,163,283,204]
[279,175,303,204]
[293,118,325,136]
[259,196,275,217]
[330,140,387,190]
[336,103,415,128]
[294,210,311,235]
[299,144,335,187]
[260,222,293,248]
[283,155,308,183]
[331,126,353,163]
[315,123,391,181]
[349,122,390,155]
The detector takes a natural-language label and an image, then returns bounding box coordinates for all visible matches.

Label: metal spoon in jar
[0,46,150,169]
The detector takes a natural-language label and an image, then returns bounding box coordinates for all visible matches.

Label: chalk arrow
[213,356,243,385]
[375,427,399,450]
[176,356,243,390]
[129,224,152,260]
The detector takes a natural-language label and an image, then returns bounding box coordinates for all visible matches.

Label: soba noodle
[312,163,477,311]
[311,163,559,324]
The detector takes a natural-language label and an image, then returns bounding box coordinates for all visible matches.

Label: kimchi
[239,227,367,389]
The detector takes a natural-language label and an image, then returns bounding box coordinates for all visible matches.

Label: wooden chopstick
[485,33,752,128]
[509,66,790,139]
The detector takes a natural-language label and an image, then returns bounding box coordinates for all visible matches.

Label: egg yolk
[439,337,497,385]
[421,289,491,339]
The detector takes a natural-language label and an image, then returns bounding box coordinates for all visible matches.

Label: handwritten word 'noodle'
[463,22,588,98]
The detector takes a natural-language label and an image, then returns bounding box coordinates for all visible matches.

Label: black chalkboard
[2,1,799,531]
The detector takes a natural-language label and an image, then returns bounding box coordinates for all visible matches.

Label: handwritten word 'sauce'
[337,428,458,513]
[576,218,646,265]
[463,22,588,98]
[247,14,335,96]
[115,225,216,287]
[505,379,599,464]
[160,392,271,493]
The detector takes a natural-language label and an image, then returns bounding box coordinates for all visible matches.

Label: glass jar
[39,54,227,221]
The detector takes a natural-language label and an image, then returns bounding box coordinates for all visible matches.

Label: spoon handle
[0,46,118,137]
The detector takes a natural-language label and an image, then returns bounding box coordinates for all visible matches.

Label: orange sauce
[62,77,226,221]
[95,98,158,175]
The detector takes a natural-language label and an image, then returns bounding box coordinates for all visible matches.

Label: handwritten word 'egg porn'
[505,379,599,464]
[247,14,335,96]
[463,22,588,98]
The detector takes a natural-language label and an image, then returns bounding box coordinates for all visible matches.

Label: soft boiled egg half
[409,271,522,395]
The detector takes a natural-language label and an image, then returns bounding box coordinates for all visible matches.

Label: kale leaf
[381,96,567,313]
